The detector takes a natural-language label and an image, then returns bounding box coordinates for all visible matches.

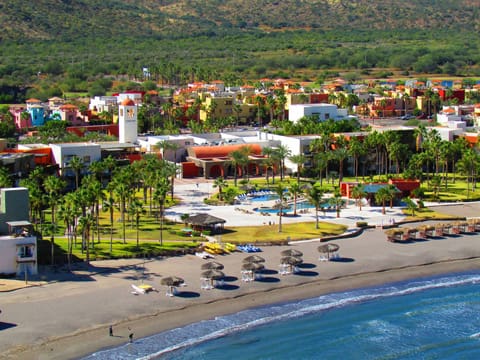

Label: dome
[121,98,135,106]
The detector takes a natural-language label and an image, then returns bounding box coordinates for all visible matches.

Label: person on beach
[109,325,113,336]
[129,333,134,343]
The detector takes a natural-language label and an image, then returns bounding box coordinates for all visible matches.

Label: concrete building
[0,188,37,276]
[288,104,348,122]
[50,143,102,176]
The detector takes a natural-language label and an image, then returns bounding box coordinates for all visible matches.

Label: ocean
[83,270,480,360]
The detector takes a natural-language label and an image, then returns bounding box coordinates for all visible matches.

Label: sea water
[83,271,480,360]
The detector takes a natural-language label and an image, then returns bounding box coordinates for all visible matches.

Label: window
[18,245,34,258]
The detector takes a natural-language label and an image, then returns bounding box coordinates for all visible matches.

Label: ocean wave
[82,271,480,360]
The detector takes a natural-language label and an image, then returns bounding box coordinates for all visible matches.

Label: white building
[0,188,37,277]
[288,103,348,123]
[50,143,102,176]
[89,96,118,113]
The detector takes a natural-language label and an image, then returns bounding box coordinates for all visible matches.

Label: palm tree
[57,193,79,268]
[68,155,84,190]
[274,144,291,181]
[128,198,146,248]
[306,185,324,229]
[403,197,418,216]
[351,184,366,211]
[78,214,94,266]
[348,137,365,180]
[328,189,345,218]
[113,181,129,244]
[230,150,245,186]
[0,167,12,188]
[289,154,306,183]
[288,182,303,216]
[154,177,170,245]
[213,177,228,202]
[102,187,116,254]
[44,175,66,265]
[274,184,287,232]
[375,187,390,215]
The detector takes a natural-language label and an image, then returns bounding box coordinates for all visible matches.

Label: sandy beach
[1,181,480,359]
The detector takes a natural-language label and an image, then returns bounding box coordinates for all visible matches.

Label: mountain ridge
[0,0,478,41]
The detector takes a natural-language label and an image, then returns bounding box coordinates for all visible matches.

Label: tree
[102,185,116,254]
[306,185,324,228]
[351,184,366,211]
[288,182,304,217]
[78,214,94,266]
[403,197,418,216]
[328,189,345,218]
[68,155,84,190]
[213,177,228,202]
[44,175,66,265]
[274,184,287,233]
[229,149,247,187]
[57,192,80,268]
[128,198,146,248]
[375,187,390,215]
[273,144,291,181]
[289,154,306,183]
[154,176,170,245]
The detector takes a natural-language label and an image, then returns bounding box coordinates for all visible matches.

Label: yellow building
[199,95,255,124]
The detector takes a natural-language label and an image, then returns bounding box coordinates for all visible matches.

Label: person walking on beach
[129,333,134,343]
[109,325,113,336]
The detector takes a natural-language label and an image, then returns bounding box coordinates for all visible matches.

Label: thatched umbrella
[243,255,265,263]
[201,261,224,270]
[281,249,303,257]
[160,276,185,287]
[201,270,225,280]
[317,243,340,260]
[242,262,265,272]
[160,276,185,296]
[280,256,303,266]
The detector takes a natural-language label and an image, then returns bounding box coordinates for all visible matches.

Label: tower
[118,97,138,143]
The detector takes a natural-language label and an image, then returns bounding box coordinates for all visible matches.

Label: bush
[356,221,368,228]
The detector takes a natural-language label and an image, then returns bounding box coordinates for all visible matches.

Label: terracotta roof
[191,144,262,159]
[59,104,77,110]
[26,98,42,103]
[121,98,135,106]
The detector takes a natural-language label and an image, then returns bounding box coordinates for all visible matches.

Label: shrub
[356,221,368,228]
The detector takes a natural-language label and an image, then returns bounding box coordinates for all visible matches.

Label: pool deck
[167,179,407,229]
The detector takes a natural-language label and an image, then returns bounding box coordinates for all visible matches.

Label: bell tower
[118,98,137,143]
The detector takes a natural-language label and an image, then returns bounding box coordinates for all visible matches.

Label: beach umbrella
[201,261,224,270]
[280,256,303,266]
[242,262,265,272]
[243,255,265,263]
[160,276,185,287]
[317,243,340,260]
[281,249,303,257]
[201,270,225,280]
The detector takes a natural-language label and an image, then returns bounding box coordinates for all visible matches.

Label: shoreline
[4,257,480,360]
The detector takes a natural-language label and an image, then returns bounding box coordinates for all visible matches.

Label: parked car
[401,114,414,120]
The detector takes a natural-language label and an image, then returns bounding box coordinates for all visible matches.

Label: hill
[0,0,479,41]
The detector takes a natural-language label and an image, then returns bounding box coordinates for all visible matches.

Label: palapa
[201,261,224,270]
[281,249,303,257]
[201,270,225,280]
[160,276,185,287]
[242,262,265,271]
[243,255,265,263]
[280,256,303,266]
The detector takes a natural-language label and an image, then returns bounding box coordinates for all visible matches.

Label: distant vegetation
[1,0,480,102]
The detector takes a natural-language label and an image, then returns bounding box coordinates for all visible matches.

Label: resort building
[0,187,37,277]
[288,103,348,122]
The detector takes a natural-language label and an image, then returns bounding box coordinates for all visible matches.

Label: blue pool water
[83,271,480,360]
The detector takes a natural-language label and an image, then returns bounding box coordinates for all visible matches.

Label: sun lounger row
[237,244,262,253]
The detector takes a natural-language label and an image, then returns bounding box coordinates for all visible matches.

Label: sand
[1,181,479,359]
[2,225,480,360]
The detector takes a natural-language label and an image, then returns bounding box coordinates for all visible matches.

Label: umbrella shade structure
[280,256,303,266]
[242,262,265,272]
[201,270,225,280]
[281,249,303,257]
[317,243,340,260]
[160,276,185,287]
[243,255,265,263]
[201,261,224,270]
